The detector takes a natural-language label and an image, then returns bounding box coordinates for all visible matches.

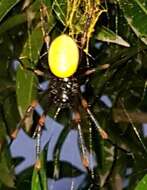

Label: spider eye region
[48,34,79,78]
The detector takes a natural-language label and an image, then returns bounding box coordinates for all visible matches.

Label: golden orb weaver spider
[11,34,108,170]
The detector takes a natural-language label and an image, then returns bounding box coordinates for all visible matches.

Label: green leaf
[3,92,20,133]
[119,0,147,44]
[96,26,130,47]
[0,0,44,35]
[20,27,43,65]
[31,169,42,190]
[16,26,43,116]
[52,0,67,25]
[16,68,38,118]
[0,14,26,35]
[0,0,47,35]
[31,151,48,190]
[39,151,48,190]
[0,0,21,22]
[135,174,147,190]
[0,147,15,187]
[0,119,6,141]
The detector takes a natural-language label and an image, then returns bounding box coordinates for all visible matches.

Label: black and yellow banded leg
[72,111,89,168]
[34,114,46,170]
[81,98,108,140]
[18,59,45,76]
[10,100,46,170]
[11,100,39,140]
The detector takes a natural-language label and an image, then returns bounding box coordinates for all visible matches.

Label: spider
[8,31,111,189]
[11,33,147,189]
[11,34,108,169]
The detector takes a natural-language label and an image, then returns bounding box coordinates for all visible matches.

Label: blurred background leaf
[119,0,147,45]
[135,174,147,190]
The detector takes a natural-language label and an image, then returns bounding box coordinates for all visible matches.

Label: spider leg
[72,111,89,168]
[18,59,46,76]
[81,99,134,154]
[34,114,46,170]
[77,123,90,168]
[10,100,45,170]
[29,93,54,169]
[84,64,110,76]
[32,96,53,139]
[81,98,108,139]
[10,99,48,170]
[72,111,102,188]
[54,103,63,120]
[11,100,39,140]
[30,97,53,169]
